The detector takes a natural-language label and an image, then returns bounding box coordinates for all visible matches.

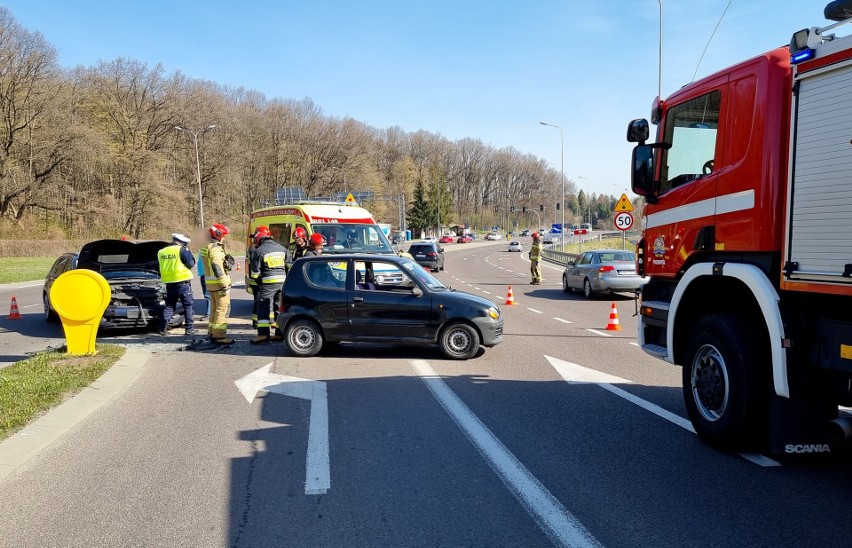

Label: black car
[43,239,184,330]
[277,254,504,359]
[407,241,444,272]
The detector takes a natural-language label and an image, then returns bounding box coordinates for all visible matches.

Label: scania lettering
[627,1,852,455]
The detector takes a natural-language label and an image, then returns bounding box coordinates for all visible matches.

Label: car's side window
[305,261,345,289]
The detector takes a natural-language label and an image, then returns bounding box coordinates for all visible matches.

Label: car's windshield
[400,260,446,290]
[311,223,394,254]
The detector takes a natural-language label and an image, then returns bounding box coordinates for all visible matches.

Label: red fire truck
[627,1,852,455]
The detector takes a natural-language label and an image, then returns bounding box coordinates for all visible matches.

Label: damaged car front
[44,239,184,331]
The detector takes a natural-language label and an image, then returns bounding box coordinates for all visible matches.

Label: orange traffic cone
[236,261,241,271]
[8,296,22,320]
[505,285,516,305]
[606,302,621,331]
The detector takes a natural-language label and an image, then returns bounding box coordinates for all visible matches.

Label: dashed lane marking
[413,359,602,548]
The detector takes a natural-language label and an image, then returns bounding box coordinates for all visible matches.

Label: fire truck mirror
[626,118,649,143]
[631,145,657,201]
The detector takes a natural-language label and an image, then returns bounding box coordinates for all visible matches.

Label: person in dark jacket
[249,226,290,344]
[157,233,196,335]
[303,233,325,256]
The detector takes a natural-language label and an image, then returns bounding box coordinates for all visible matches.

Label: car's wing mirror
[411,286,423,297]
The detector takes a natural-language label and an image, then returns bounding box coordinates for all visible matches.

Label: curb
[0,346,150,482]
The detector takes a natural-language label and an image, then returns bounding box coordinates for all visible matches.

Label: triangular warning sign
[614,193,634,212]
[345,193,357,204]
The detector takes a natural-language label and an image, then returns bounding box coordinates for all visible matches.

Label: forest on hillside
[0,7,635,242]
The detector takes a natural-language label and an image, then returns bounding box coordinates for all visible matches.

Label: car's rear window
[409,245,434,253]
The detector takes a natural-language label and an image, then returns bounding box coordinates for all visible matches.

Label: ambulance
[245,200,397,286]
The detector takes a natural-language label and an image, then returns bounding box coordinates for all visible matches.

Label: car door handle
[352,297,364,302]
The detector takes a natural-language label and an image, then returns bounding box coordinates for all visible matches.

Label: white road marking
[554,317,572,324]
[482,291,491,295]
[412,360,601,548]
[20,304,40,309]
[586,329,613,337]
[235,364,331,494]
[545,356,781,467]
[629,342,639,347]
[527,308,543,314]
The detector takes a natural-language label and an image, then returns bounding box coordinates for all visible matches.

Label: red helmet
[293,227,308,240]
[254,225,271,245]
[210,224,230,240]
[531,232,539,239]
[310,233,325,246]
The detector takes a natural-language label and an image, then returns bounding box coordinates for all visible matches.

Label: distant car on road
[562,249,647,298]
[43,239,184,330]
[407,241,445,272]
[541,234,556,244]
[507,241,523,252]
[457,235,472,243]
[485,233,501,241]
[438,235,454,243]
[277,254,504,359]
[520,229,531,237]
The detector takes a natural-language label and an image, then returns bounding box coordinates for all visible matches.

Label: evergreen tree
[407,179,431,236]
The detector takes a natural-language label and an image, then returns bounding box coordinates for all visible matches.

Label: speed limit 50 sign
[614,211,633,231]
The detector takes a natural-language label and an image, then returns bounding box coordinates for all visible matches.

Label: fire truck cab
[627,1,852,455]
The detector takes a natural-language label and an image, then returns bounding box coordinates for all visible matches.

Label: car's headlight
[487,307,500,319]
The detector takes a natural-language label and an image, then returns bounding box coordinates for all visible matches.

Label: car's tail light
[598,265,615,272]
[427,252,436,257]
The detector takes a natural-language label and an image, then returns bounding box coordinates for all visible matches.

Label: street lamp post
[539,121,565,248]
[175,124,216,227]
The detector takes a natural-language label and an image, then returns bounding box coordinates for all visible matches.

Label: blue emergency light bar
[791,48,816,64]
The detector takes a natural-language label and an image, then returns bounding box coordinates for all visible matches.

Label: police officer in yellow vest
[529,232,543,285]
[200,223,234,344]
[157,233,196,335]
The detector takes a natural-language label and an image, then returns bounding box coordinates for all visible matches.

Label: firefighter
[157,233,196,336]
[529,232,542,285]
[248,227,262,328]
[200,223,234,344]
[250,225,290,344]
[291,227,309,262]
[304,233,325,256]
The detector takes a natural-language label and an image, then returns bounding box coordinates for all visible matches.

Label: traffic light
[539,205,544,212]
[522,206,526,213]
[556,202,560,211]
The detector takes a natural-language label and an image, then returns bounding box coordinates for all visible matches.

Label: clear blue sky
[2,1,839,198]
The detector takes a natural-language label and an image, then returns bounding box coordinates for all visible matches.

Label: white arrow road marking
[235,363,331,494]
[412,360,601,548]
[554,317,572,324]
[545,356,780,467]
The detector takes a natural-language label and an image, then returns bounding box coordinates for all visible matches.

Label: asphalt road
[1,241,852,547]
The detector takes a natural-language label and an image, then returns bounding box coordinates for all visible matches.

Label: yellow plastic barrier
[50,269,111,355]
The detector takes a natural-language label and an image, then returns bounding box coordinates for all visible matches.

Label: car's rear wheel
[43,292,58,323]
[285,319,324,357]
[583,278,596,299]
[439,322,480,360]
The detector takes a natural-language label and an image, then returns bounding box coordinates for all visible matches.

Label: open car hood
[77,239,171,275]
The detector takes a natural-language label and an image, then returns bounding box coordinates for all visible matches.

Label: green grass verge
[0,344,125,441]
[1,257,55,284]
[559,236,637,255]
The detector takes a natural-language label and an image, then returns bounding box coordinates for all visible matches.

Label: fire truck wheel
[285,319,324,357]
[683,313,766,449]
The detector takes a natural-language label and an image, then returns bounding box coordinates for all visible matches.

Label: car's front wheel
[439,322,480,360]
[285,319,324,357]
[43,292,58,323]
[562,274,571,294]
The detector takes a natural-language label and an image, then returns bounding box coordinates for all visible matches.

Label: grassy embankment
[0,345,125,441]
[558,236,637,255]
[1,257,55,284]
